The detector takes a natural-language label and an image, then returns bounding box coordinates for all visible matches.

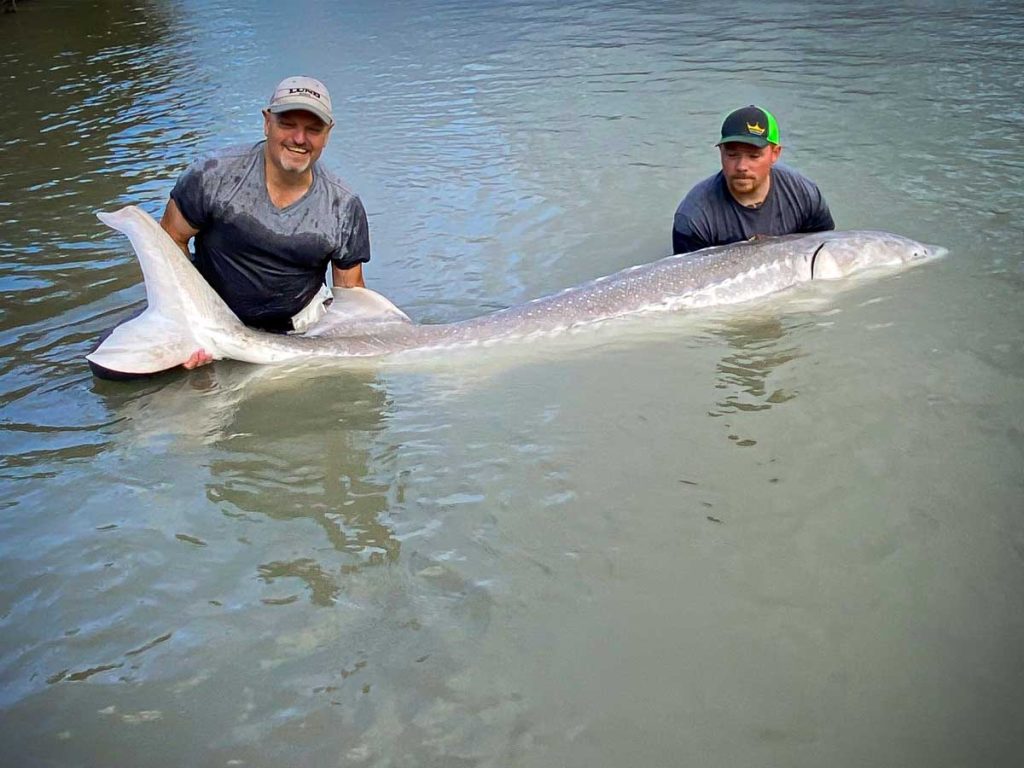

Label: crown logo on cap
[746,122,766,136]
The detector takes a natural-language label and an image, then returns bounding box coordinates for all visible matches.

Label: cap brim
[716,135,771,148]
[267,101,333,126]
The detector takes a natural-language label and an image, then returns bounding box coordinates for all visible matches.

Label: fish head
[810,232,947,280]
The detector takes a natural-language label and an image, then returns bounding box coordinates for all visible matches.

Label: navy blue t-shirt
[672,164,834,254]
[170,142,370,331]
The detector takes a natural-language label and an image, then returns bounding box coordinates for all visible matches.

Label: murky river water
[2,1,1023,765]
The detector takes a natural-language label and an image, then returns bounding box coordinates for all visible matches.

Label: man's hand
[183,349,214,369]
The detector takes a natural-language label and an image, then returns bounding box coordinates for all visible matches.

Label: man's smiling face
[263,109,331,178]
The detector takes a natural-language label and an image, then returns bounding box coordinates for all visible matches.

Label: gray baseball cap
[266,76,333,125]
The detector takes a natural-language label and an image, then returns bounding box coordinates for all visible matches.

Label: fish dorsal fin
[304,287,412,337]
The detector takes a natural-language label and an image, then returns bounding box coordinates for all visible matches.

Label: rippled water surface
[2,1,1023,765]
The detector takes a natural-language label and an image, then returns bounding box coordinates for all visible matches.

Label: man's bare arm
[332,262,366,289]
[160,198,199,259]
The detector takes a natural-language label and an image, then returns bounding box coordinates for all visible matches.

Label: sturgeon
[86,205,946,376]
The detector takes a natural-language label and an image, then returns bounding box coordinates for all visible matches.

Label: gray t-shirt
[170,141,370,331]
[672,164,834,255]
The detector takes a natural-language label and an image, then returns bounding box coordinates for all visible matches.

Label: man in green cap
[672,105,834,254]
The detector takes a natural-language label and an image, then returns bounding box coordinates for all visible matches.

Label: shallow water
[1,1,1023,765]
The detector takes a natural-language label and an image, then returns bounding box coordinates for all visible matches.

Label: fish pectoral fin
[305,287,412,337]
[331,287,411,322]
[86,309,206,375]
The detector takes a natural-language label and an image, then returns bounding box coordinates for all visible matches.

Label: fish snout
[900,240,947,264]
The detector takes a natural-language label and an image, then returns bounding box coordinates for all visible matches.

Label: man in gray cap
[160,76,370,369]
[672,105,834,255]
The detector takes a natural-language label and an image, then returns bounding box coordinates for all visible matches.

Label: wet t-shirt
[170,141,370,331]
[672,164,834,255]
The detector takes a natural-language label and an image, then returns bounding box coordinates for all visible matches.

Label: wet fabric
[672,164,834,255]
[170,141,370,330]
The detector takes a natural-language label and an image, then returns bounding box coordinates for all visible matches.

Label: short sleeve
[804,183,835,233]
[673,192,715,254]
[331,195,371,269]
[673,214,712,254]
[169,158,209,230]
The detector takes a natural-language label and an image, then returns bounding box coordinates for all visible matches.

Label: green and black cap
[716,105,780,148]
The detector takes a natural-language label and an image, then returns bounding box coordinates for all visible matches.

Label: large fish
[86,205,946,377]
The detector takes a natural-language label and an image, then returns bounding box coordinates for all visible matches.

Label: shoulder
[182,142,261,178]
[675,173,726,219]
[171,143,264,226]
[313,165,366,217]
[771,163,824,194]
[314,163,358,199]
[770,163,834,230]
[683,172,725,203]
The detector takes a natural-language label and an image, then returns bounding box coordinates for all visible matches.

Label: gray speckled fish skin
[87,206,945,374]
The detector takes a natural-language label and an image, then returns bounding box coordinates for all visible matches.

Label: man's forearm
[333,262,366,288]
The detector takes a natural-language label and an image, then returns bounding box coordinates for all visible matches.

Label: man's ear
[262,109,271,137]
[770,144,783,163]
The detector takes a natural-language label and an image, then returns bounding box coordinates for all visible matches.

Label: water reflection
[208,370,400,606]
[2,0,1023,763]
[2,356,503,766]
[706,316,804,447]
[91,362,402,608]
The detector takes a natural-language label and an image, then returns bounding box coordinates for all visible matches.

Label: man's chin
[279,153,312,174]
